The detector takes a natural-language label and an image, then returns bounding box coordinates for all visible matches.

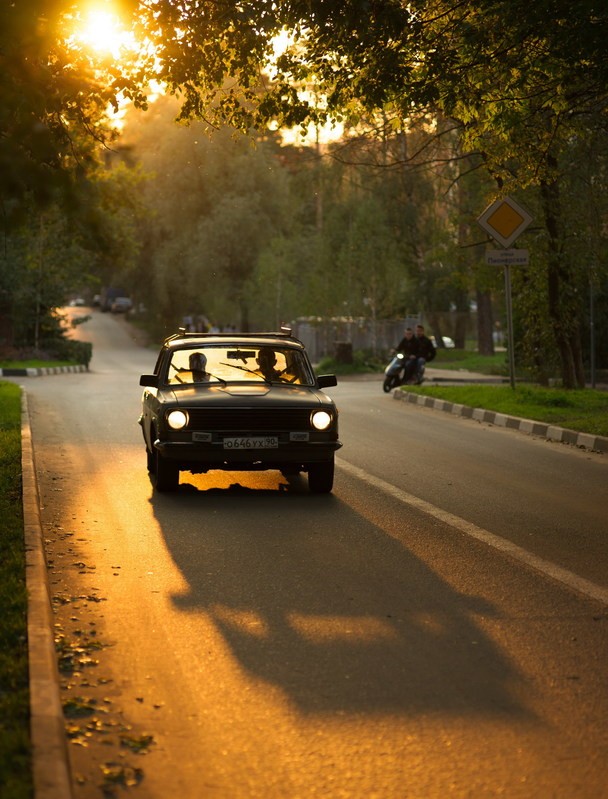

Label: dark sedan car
[139,329,341,493]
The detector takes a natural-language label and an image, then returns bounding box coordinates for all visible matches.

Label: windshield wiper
[219,362,271,385]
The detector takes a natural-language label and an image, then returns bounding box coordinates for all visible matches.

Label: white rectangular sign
[486,249,529,266]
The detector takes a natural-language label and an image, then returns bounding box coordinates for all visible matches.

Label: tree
[0,159,146,351]
[136,0,608,384]
[9,2,606,375]
[0,1,150,227]
[121,98,294,331]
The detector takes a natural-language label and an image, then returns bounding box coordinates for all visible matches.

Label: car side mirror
[139,374,159,387]
[317,374,338,388]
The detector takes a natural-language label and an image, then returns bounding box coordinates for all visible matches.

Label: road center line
[337,458,608,607]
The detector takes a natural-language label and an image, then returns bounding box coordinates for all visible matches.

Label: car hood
[158,384,336,408]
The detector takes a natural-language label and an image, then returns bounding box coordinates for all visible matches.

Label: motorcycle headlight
[167,409,189,430]
[311,410,332,431]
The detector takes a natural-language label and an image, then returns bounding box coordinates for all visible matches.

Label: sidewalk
[425,366,508,384]
[425,366,608,391]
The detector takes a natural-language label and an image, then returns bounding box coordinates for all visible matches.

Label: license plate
[223,436,278,450]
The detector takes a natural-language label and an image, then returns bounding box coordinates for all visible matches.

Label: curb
[429,375,509,384]
[393,389,608,454]
[21,393,73,799]
[1,365,87,377]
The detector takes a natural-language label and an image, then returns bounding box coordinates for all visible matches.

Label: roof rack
[163,326,298,345]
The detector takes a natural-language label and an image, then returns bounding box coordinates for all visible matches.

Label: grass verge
[0,381,32,799]
[401,384,608,438]
[432,349,510,374]
[318,349,512,376]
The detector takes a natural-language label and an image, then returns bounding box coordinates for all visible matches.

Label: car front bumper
[153,438,342,471]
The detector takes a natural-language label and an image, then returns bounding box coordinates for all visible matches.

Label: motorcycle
[383,351,424,392]
[383,352,406,392]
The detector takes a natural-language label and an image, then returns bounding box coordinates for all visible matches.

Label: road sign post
[503,265,516,389]
[478,197,533,389]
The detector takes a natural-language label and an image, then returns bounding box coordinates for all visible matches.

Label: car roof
[162,328,306,351]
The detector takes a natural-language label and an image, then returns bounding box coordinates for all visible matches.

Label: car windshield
[166,345,315,387]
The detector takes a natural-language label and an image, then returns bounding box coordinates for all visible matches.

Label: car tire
[146,447,155,473]
[308,459,334,494]
[155,450,179,492]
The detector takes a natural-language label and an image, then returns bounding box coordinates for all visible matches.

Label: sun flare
[74,5,135,58]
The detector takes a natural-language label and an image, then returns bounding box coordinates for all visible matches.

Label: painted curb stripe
[393,390,608,454]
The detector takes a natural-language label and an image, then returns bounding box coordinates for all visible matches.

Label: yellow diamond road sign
[477,196,533,248]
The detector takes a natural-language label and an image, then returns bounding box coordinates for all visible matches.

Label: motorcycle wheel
[383,376,395,393]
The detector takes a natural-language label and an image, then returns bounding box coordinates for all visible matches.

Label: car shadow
[149,472,530,719]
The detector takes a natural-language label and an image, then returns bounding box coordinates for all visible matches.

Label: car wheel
[308,459,334,494]
[155,449,179,492]
[146,446,155,473]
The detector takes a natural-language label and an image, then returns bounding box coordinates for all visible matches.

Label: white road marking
[337,458,608,607]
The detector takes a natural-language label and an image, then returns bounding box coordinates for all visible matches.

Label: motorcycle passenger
[414,324,436,383]
[395,327,419,384]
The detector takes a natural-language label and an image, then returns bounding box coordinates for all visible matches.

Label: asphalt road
[23,310,608,799]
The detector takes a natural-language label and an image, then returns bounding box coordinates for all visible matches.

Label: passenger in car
[189,352,210,382]
[283,351,305,384]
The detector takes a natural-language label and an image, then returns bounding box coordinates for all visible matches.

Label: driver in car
[255,348,283,381]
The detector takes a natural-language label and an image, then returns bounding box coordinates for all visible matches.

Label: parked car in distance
[138,328,342,493]
[110,297,133,313]
[430,335,455,349]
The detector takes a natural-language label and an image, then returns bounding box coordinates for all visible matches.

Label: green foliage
[317,350,384,375]
[0,382,31,799]
[433,350,510,376]
[120,96,477,331]
[44,339,93,368]
[0,2,134,226]
[128,0,608,383]
[0,360,75,369]
[3,1,608,380]
[129,3,608,186]
[0,161,146,351]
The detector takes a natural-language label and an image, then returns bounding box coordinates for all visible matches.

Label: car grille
[186,408,314,431]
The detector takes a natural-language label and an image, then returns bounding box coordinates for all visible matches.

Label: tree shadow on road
[150,472,530,719]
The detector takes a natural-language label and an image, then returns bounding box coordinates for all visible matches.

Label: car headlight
[167,409,189,430]
[311,410,332,431]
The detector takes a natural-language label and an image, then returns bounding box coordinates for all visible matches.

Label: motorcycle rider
[395,327,419,384]
[414,324,436,383]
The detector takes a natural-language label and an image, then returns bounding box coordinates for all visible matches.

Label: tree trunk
[453,309,469,349]
[427,312,445,346]
[476,289,494,355]
[571,323,587,387]
[539,173,585,388]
